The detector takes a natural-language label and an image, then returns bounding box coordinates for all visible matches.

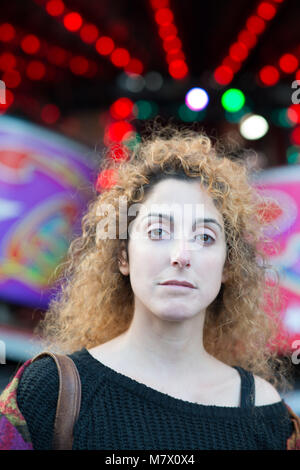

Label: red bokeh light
[2,69,21,88]
[96,169,117,191]
[21,35,40,54]
[107,144,130,162]
[155,8,174,26]
[41,104,60,124]
[287,105,300,124]
[257,2,277,20]
[214,65,233,85]
[222,57,241,73]
[163,36,182,53]
[63,12,83,31]
[290,126,300,145]
[110,48,130,67]
[246,15,266,35]
[69,56,89,75]
[125,58,143,75]
[80,24,99,43]
[295,69,300,81]
[168,59,188,79]
[110,98,134,120]
[0,89,14,114]
[0,23,15,42]
[106,121,134,143]
[26,60,46,80]
[229,42,248,62]
[0,52,16,70]
[46,0,65,16]
[279,54,299,74]
[150,0,169,9]
[238,30,257,49]
[259,65,279,86]
[96,36,114,55]
[158,24,177,40]
[166,49,185,64]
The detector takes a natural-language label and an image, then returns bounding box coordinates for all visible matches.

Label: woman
[1,126,300,450]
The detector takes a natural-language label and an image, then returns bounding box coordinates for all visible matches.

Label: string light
[213,0,285,85]
[46,0,65,16]
[36,1,144,75]
[279,53,299,74]
[110,97,134,120]
[259,65,280,86]
[63,12,83,32]
[0,23,15,42]
[150,0,189,80]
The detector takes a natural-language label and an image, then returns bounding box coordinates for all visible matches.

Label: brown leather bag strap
[31,351,82,450]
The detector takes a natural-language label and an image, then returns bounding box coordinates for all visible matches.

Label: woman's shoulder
[17,348,91,396]
[253,374,282,406]
[16,354,60,409]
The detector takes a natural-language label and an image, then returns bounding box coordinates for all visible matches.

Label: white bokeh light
[185,87,209,111]
[239,114,269,140]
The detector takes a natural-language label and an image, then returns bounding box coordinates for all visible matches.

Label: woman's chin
[153,310,198,322]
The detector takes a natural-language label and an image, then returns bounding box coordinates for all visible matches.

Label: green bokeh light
[134,100,158,119]
[287,146,300,164]
[221,88,245,113]
[123,132,141,150]
[271,109,294,128]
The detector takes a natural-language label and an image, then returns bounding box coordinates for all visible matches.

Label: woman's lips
[159,280,196,289]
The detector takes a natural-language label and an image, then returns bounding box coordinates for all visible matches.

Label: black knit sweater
[16,348,294,450]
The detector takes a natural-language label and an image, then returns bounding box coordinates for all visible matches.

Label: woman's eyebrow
[142,213,223,233]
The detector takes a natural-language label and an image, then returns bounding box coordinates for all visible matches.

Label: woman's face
[119,178,228,322]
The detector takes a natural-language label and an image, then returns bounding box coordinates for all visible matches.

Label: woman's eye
[195,233,215,244]
[148,228,169,239]
[147,228,215,244]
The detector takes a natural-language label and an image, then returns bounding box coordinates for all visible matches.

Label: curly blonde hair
[35,124,294,392]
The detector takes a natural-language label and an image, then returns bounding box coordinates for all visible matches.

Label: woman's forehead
[144,178,212,202]
[140,179,222,220]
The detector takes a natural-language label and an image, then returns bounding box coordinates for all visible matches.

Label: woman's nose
[170,239,191,268]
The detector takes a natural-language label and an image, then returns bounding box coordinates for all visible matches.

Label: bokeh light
[144,71,163,91]
[96,37,115,55]
[185,87,209,111]
[287,146,300,164]
[279,54,299,74]
[259,65,280,86]
[133,100,158,119]
[239,114,269,140]
[221,88,245,112]
[214,65,233,85]
[63,12,83,31]
[110,97,134,119]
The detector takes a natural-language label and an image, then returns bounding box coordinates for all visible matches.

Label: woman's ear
[118,242,129,276]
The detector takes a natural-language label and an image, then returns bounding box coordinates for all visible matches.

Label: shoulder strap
[232,366,255,408]
[31,351,82,450]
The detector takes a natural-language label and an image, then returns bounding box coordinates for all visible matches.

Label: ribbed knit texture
[17,348,294,450]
